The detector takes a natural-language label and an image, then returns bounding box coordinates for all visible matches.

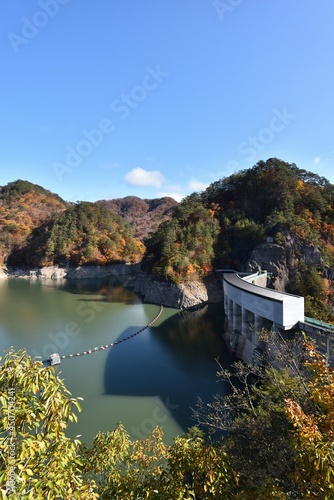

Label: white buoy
[50,353,61,366]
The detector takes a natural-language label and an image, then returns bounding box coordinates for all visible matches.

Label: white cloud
[124,167,164,188]
[158,191,185,202]
[157,179,209,202]
[313,156,320,165]
[188,179,208,192]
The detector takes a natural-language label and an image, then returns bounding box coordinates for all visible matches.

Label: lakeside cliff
[0,264,225,310]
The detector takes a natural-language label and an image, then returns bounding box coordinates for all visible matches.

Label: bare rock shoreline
[0,264,224,310]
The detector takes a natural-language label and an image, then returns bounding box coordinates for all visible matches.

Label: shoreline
[0,264,225,310]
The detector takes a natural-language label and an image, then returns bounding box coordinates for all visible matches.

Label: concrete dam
[222,271,334,365]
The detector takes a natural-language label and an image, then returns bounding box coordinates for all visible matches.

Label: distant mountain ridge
[97,196,178,240]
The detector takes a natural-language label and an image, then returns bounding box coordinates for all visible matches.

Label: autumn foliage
[40,202,144,266]
[0,182,144,267]
[142,194,220,283]
[0,180,67,265]
[286,344,334,498]
[2,338,334,498]
[144,158,334,319]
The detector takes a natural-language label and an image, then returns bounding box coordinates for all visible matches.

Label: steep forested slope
[204,158,334,267]
[142,195,220,283]
[0,180,68,265]
[144,158,334,319]
[7,202,144,267]
[44,202,144,266]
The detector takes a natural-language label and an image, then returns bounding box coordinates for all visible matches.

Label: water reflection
[58,276,143,305]
[104,303,232,432]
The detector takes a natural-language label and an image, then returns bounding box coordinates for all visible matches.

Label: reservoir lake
[0,276,233,445]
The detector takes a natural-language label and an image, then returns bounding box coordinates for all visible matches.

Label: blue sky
[1,1,334,203]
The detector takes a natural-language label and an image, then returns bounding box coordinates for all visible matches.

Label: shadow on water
[103,303,234,433]
[56,276,143,305]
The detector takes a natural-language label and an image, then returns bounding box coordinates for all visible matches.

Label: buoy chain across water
[45,304,163,365]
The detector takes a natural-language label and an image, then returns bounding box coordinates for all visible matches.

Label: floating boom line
[46,304,163,365]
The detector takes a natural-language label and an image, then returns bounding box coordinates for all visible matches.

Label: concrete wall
[223,273,304,330]
[223,272,334,367]
[223,272,305,365]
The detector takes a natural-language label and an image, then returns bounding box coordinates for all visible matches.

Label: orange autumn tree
[286,343,334,499]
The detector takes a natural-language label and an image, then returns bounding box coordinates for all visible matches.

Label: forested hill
[143,158,334,321]
[0,180,175,267]
[0,180,68,265]
[97,196,178,240]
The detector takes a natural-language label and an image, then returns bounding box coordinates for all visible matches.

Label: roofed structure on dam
[223,272,304,330]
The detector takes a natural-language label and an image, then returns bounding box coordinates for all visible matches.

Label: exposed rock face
[3,264,139,281]
[65,263,140,280]
[4,266,67,280]
[246,235,326,292]
[323,266,334,280]
[300,243,323,266]
[37,267,68,280]
[132,273,222,309]
[0,267,8,279]
[1,264,224,309]
[246,243,289,291]
[134,274,189,308]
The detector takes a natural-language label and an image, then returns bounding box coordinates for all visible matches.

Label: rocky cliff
[246,243,289,291]
[246,233,328,292]
[131,272,224,309]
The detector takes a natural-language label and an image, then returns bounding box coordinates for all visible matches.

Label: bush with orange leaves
[286,343,334,499]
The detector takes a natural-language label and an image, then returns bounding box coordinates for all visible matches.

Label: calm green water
[0,277,232,444]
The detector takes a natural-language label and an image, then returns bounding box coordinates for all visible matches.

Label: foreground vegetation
[1,334,334,499]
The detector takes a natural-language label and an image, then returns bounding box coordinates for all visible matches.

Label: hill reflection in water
[104,303,233,433]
